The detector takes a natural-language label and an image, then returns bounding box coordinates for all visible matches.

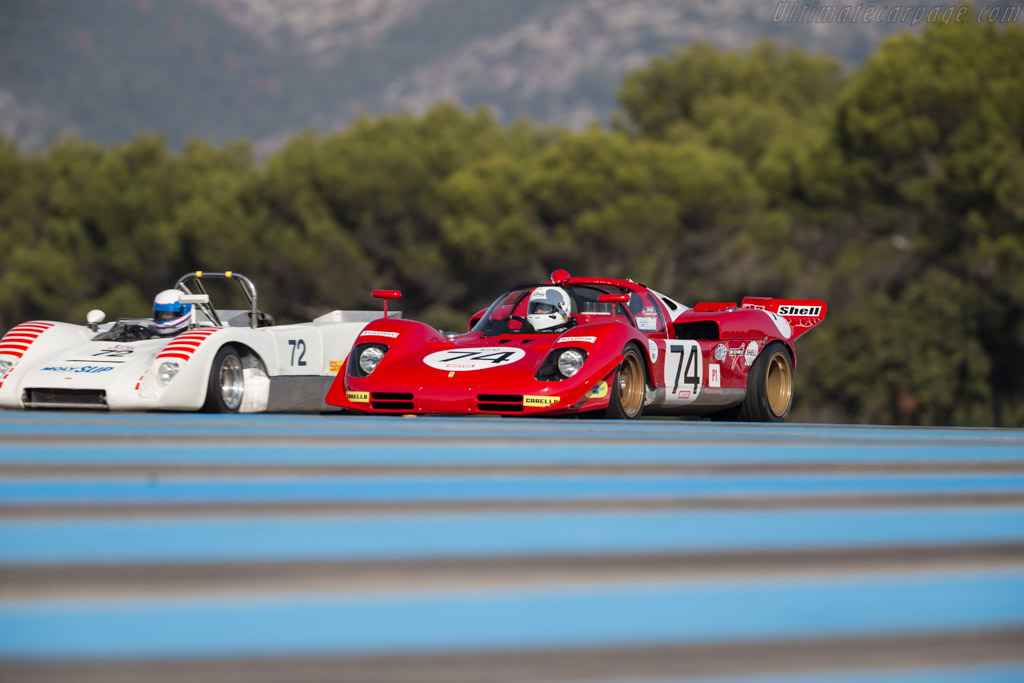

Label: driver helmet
[152,289,192,335]
[526,286,571,331]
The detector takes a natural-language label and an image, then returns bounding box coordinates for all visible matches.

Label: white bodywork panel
[660,340,703,406]
[0,312,382,412]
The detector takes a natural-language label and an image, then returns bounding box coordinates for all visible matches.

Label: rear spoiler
[740,297,827,341]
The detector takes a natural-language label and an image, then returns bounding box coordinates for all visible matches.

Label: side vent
[673,321,720,341]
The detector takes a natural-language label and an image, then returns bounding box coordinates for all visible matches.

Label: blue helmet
[153,289,192,334]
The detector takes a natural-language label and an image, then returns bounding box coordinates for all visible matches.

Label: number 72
[288,339,307,366]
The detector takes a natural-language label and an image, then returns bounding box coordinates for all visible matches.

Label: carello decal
[523,395,559,407]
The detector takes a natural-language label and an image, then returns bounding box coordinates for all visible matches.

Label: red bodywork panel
[325,317,630,415]
[740,297,828,341]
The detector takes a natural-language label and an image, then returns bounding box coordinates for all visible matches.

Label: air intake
[23,388,108,410]
[370,392,414,411]
[477,394,525,412]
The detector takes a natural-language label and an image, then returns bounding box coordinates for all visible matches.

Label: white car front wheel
[204,345,245,413]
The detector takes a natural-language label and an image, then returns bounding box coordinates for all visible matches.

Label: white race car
[0,271,393,412]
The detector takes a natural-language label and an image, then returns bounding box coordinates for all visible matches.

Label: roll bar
[173,271,259,329]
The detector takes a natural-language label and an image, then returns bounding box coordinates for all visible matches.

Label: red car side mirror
[372,290,402,318]
[549,269,571,285]
[468,308,487,331]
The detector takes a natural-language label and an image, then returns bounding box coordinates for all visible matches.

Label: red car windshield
[471,284,637,335]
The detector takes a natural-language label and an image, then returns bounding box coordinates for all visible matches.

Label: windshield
[471,284,639,335]
[92,319,160,342]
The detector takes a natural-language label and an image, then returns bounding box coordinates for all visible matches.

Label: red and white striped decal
[134,366,151,391]
[154,328,221,363]
[0,321,54,389]
[0,322,53,359]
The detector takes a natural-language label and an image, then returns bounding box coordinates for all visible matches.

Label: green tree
[816,16,1024,425]
[312,103,548,318]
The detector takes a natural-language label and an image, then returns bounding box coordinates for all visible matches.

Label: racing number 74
[671,343,700,392]
[440,349,518,364]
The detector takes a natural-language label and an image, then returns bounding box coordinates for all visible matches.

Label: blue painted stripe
[3,473,1024,505]
[2,413,1023,448]
[2,507,1024,565]
[3,442,1024,466]
[0,410,1017,435]
[3,413,1023,465]
[0,570,1022,659]
[605,662,1024,683]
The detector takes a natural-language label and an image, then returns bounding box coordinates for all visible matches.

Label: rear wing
[741,297,827,342]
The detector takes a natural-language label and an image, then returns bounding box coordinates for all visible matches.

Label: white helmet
[152,289,192,335]
[526,287,571,331]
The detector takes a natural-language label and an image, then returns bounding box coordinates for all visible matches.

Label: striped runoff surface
[0,412,1023,683]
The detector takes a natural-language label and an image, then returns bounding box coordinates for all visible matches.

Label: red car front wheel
[604,346,646,419]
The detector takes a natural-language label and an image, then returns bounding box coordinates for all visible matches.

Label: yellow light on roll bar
[225,271,232,278]
[195,271,203,277]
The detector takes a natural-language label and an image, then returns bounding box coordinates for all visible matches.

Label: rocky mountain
[0,0,995,152]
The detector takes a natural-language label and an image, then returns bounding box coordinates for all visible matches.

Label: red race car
[325,270,826,421]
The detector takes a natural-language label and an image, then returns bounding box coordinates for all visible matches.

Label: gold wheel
[765,349,793,418]
[617,350,645,418]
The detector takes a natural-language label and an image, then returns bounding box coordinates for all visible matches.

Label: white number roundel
[423,347,527,371]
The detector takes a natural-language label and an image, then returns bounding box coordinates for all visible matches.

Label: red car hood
[326,325,622,414]
[374,333,558,385]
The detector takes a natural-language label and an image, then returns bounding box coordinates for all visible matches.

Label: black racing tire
[737,341,793,422]
[603,346,646,420]
[707,404,742,422]
[203,344,245,413]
